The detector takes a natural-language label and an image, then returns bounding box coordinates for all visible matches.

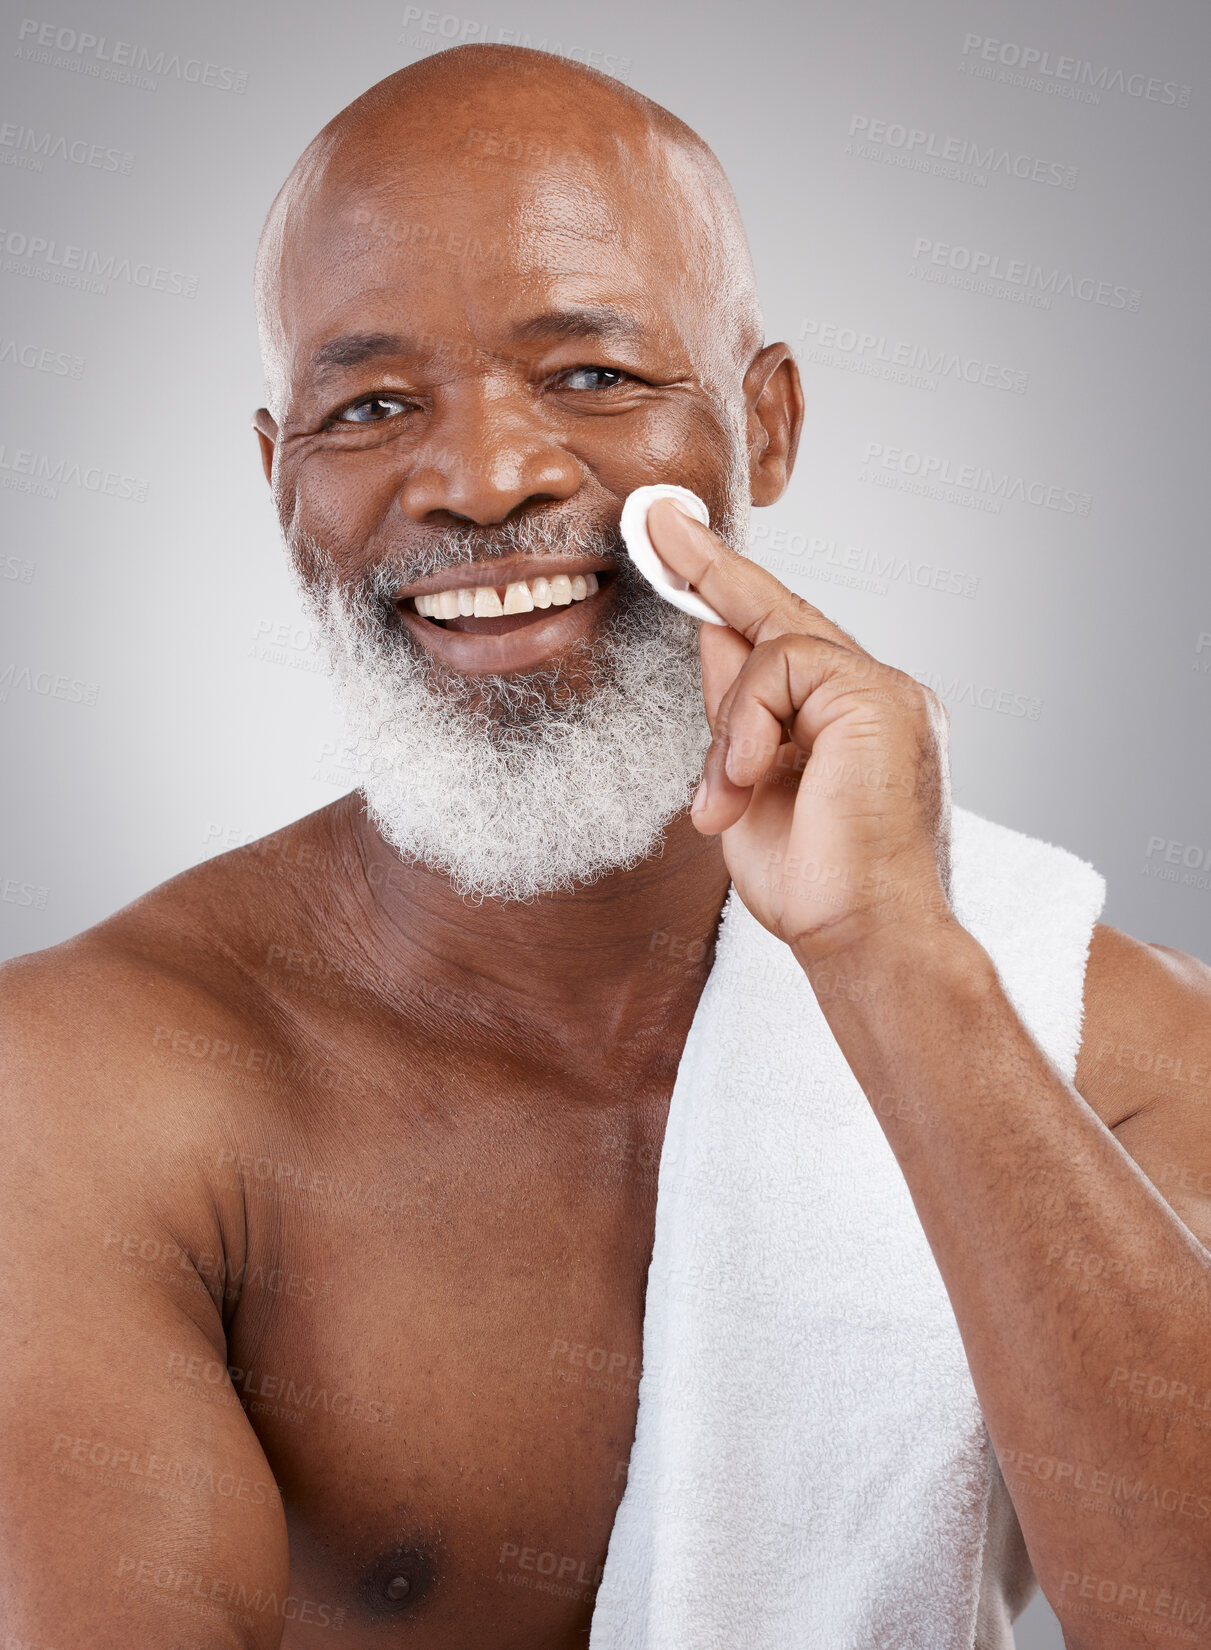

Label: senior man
[3,42,1211,1650]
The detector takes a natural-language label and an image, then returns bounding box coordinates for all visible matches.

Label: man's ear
[743,343,804,507]
[253,408,278,486]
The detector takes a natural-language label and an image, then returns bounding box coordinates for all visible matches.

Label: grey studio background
[1,0,1208,1643]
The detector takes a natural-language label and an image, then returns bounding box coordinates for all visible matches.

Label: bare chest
[222,1029,673,1648]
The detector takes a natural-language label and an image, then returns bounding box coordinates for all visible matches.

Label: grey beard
[291,511,722,906]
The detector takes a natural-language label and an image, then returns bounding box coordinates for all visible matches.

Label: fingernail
[691,778,708,814]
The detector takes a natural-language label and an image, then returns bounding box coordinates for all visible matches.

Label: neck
[328,791,732,1051]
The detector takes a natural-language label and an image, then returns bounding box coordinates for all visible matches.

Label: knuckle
[783,591,820,626]
[840,652,891,700]
[885,666,930,708]
[922,684,948,725]
[754,591,822,642]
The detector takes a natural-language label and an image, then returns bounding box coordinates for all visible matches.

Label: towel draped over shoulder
[589,805,1106,1650]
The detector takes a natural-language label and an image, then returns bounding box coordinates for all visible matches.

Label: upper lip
[394,555,618,603]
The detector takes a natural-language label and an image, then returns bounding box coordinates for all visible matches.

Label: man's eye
[560,366,627,391]
[336,396,409,424]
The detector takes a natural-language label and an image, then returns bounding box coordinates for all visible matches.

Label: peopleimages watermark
[0,441,148,502]
[0,121,133,175]
[910,238,1141,312]
[749,522,979,600]
[847,114,1076,189]
[959,33,1192,109]
[1,554,36,583]
[0,227,197,298]
[0,663,100,706]
[0,334,83,377]
[1057,1574,1209,1641]
[798,319,1027,395]
[1144,837,1211,894]
[909,667,1042,721]
[861,442,1091,517]
[349,203,506,270]
[248,617,324,673]
[15,19,248,94]
[2,875,48,910]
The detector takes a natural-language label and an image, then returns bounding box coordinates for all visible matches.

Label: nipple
[358,1543,437,1614]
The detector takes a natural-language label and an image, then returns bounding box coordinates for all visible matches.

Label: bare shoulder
[0,801,358,1298]
[0,822,335,1648]
[1,797,354,1067]
[1075,922,1211,1247]
[1,814,313,1084]
[1075,923,1211,1125]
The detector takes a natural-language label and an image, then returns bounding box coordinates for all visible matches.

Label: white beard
[292,512,727,905]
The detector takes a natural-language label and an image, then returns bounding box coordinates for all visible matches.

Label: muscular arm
[0,951,291,1650]
[792,919,1211,1650]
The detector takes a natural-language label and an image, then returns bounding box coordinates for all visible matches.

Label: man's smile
[395,557,620,673]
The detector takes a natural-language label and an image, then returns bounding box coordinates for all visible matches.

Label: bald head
[254,44,764,424]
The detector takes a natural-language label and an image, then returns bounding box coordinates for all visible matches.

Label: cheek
[280,448,403,574]
[572,399,741,515]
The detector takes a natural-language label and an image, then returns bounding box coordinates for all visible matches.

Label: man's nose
[394,382,583,524]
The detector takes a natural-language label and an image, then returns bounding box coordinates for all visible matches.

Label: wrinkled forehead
[268,125,735,393]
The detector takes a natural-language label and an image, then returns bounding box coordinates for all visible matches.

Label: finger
[693,633,856,835]
[716,639,816,796]
[698,618,751,734]
[691,733,756,836]
[693,723,808,836]
[723,666,792,790]
[691,623,754,835]
[692,635,807,835]
[722,633,869,778]
[647,498,856,649]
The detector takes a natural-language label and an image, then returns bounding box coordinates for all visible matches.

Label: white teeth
[412,570,603,620]
[502,581,535,615]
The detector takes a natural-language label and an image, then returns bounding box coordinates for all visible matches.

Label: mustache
[290,512,625,602]
[369,515,627,605]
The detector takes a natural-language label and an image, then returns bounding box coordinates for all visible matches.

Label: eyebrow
[509,306,646,344]
[305,331,414,382]
[302,306,646,385]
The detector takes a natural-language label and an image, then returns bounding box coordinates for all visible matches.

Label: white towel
[589,804,1107,1650]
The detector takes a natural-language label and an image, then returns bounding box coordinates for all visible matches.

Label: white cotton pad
[619,484,728,626]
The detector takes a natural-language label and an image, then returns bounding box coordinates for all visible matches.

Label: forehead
[274,134,716,373]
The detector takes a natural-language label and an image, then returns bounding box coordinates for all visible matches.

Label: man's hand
[648,498,954,961]
[648,508,1211,1644]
